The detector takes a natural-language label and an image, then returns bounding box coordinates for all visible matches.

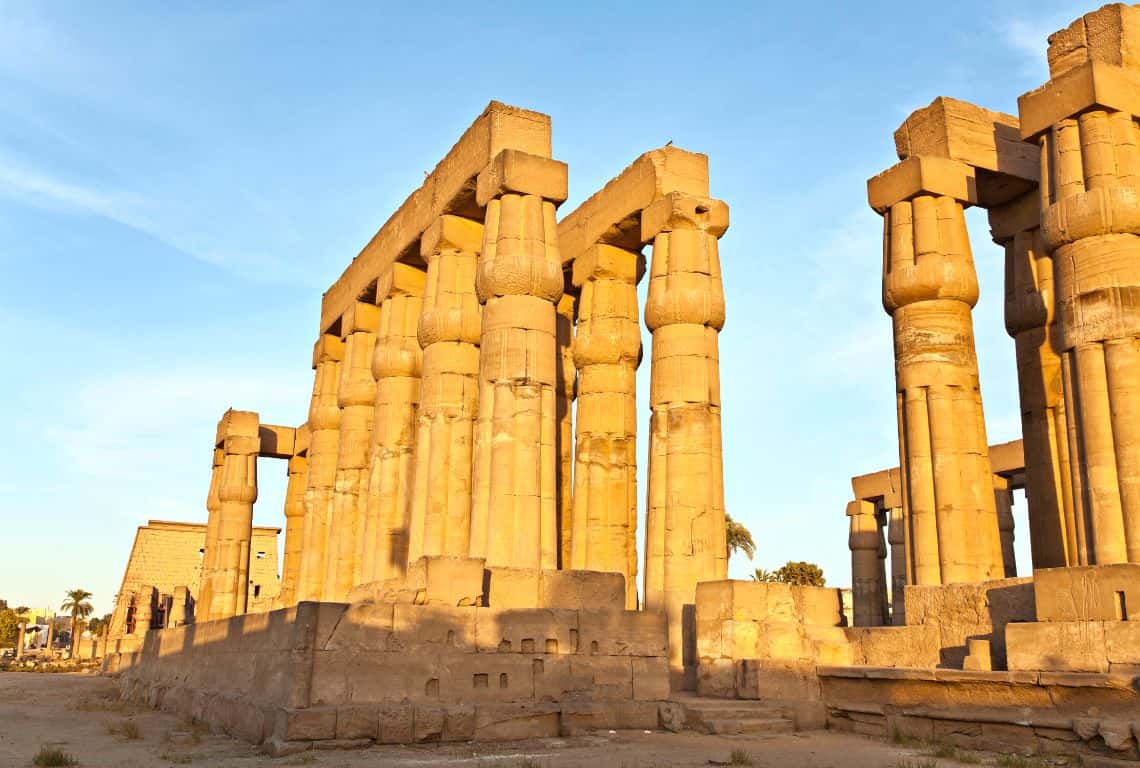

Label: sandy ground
[0,672,1014,768]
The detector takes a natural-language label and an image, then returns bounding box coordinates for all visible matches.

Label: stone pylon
[297,333,345,602]
[642,193,730,690]
[556,292,577,569]
[194,446,225,619]
[570,244,643,609]
[1018,4,1140,563]
[406,217,482,566]
[870,158,1004,584]
[325,302,379,602]
[279,426,309,606]
[201,410,259,621]
[992,192,1078,568]
[469,150,569,569]
[358,264,425,583]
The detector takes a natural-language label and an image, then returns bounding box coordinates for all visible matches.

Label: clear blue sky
[1,1,1091,615]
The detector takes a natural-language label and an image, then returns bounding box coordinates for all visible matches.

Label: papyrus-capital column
[297,333,345,602]
[871,157,1003,584]
[406,217,482,567]
[642,192,729,690]
[195,446,225,619]
[570,243,643,608]
[359,264,425,583]
[279,425,309,607]
[1019,9,1140,563]
[993,191,1078,568]
[325,302,380,602]
[848,501,886,627]
[204,409,259,621]
[469,150,568,569]
[556,292,577,570]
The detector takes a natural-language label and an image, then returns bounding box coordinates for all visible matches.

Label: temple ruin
[105,5,1140,762]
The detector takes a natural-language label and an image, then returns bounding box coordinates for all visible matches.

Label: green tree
[14,606,29,615]
[86,613,112,636]
[751,568,777,582]
[725,514,756,560]
[60,589,94,655]
[0,609,19,648]
[774,561,826,587]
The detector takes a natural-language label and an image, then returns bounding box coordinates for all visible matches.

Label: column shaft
[556,293,577,569]
[204,411,259,620]
[279,451,308,606]
[848,501,884,627]
[195,448,225,619]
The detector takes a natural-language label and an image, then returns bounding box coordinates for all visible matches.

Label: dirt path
[0,672,981,768]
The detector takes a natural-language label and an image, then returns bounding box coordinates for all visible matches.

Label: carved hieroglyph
[469,151,568,569]
[297,334,345,602]
[570,243,642,609]
[642,193,730,688]
[358,264,424,583]
[406,217,482,566]
[1019,4,1140,563]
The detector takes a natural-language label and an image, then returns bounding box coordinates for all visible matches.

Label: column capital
[311,333,345,368]
[571,242,644,287]
[640,192,728,241]
[215,409,260,453]
[377,262,426,302]
[420,215,484,259]
[988,191,1040,245]
[868,156,978,213]
[339,301,380,339]
[1018,60,1140,141]
[475,149,568,207]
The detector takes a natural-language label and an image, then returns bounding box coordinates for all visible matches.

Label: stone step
[701,716,796,736]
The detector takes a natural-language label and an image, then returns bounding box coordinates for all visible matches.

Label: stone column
[1019,8,1140,563]
[297,334,345,602]
[569,244,643,608]
[642,193,729,690]
[359,264,425,583]
[993,192,1078,568]
[873,160,1004,584]
[406,218,482,567]
[194,447,225,620]
[847,501,885,627]
[135,585,157,633]
[15,623,25,659]
[204,411,259,620]
[279,429,309,606]
[325,302,379,602]
[556,292,577,570]
[993,475,1017,577]
[469,150,568,569]
[45,621,54,653]
[886,506,908,624]
[169,586,191,627]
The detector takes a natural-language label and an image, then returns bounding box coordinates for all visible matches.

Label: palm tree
[752,568,777,582]
[725,514,756,560]
[60,589,93,656]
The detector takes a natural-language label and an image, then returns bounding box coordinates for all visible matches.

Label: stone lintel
[895,96,1038,184]
[258,424,297,459]
[320,101,551,334]
[571,243,644,288]
[988,191,1041,244]
[989,439,1026,478]
[339,301,381,339]
[311,333,346,369]
[1047,4,1140,79]
[419,215,484,259]
[846,499,876,518]
[851,468,903,510]
[640,192,729,241]
[377,262,427,302]
[1018,60,1140,141]
[867,156,978,213]
[475,149,568,208]
[558,147,710,264]
[215,409,260,450]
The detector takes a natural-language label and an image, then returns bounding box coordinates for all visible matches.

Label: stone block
[793,587,844,627]
[378,705,413,744]
[389,604,475,653]
[569,655,633,699]
[1006,621,1109,672]
[867,156,977,213]
[486,567,541,609]
[321,602,393,651]
[1034,565,1140,623]
[275,707,337,742]
[631,656,670,700]
[696,658,737,698]
[444,704,476,742]
[889,714,935,742]
[474,702,561,741]
[1047,4,1140,78]
[1018,60,1140,140]
[475,607,578,654]
[310,650,438,704]
[533,655,593,699]
[476,149,568,207]
[1106,621,1140,666]
[418,556,486,607]
[414,704,444,742]
[978,722,1039,753]
[335,704,378,740]
[933,719,982,749]
[437,652,535,702]
[313,738,372,750]
[578,609,666,656]
[539,569,624,609]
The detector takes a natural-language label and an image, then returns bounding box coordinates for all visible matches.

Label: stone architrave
[358,264,425,583]
[869,156,1004,584]
[1018,4,1140,563]
[992,192,1079,568]
[202,411,259,620]
[570,243,643,609]
[325,302,380,602]
[279,425,309,606]
[468,150,568,570]
[297,334,345,602]
[406,217,482,567]
[642,192,730,690]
